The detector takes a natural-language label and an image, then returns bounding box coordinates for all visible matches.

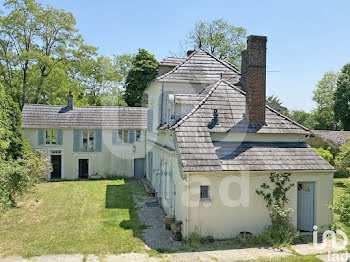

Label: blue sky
[17,1,350,111]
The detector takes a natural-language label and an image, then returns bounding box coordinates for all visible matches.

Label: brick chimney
[67,90,73,110]
[245,35,267,125]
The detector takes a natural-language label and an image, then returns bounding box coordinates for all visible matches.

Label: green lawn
[0,179,147,258]
[333,178,350,238]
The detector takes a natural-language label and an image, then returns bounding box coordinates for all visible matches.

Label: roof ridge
[198,48,241,74]
[170,80,223,130]
[23,103,147,110]
[157,49,200,80]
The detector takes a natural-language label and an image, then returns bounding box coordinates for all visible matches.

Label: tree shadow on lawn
[105,184,147,241]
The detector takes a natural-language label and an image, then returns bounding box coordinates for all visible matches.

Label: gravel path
[132,184,181,250]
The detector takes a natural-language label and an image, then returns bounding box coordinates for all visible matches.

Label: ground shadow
[105,183,146,240]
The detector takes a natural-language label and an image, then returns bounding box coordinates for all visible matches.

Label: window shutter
[112,130,118,145]
[38,129,45,145]
[94,129,102,152]
[128,130,135,144]
[147,108,153,131]
[57,129,63,145]
[73,129,81,152]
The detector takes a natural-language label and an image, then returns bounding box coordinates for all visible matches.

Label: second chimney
[245,35,267,125]
[67,90,73,110]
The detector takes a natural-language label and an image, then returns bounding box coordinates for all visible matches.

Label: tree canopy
[0,0,126,109]
[185,19,246,68]
[334,63,350,130]
[124,49,158,107]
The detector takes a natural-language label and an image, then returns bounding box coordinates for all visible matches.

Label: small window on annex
[45,129,57,145]
[200,185,210,201]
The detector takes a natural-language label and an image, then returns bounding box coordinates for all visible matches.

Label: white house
[22,100,147,180]
[145,35,334,239]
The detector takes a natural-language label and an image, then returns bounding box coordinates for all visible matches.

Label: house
[21,97,147,180]
[308,130,350,149]
[145,35,334,239]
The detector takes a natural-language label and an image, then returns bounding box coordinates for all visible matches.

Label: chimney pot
[245,35,267,125]
[187,50,195,57]
[67,90,73,110]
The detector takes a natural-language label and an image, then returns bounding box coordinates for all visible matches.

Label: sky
[10,0,350,111]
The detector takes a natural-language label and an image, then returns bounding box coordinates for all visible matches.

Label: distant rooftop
[311,130,350,148]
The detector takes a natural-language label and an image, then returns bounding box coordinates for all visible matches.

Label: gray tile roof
[159,57,185,67]
[157,49,240,84]
[214,142,334,171]
[171,80,333,172]
[22,104,147,129]
[311,130,350,148]
[172,80,309,134]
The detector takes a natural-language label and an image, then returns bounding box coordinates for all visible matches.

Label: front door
[78,159,89,179]
[297,182,315,232]
[134,158,145,178]
[51,155,62,179]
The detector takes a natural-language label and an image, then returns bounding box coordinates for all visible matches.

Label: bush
[335,138,350,176]
[330,181,350,224]
[0,150,51,211]
[314,147,334,164]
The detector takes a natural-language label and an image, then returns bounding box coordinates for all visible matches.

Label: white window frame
[81,130,95,152]
[200,185,210,201]
[136,130,142,142]
[45,129,57,145]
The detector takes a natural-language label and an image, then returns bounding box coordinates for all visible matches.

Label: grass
[0,179,146,258]
[333,178,350,237]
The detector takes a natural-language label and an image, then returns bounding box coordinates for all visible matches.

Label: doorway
[134,158,145,178]
[51,155,62,179]
[78,159,89,179]
[297,182,315,232]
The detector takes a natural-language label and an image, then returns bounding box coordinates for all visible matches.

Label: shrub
[330,181,350,224]
[256,173,299,247]
[335,138,350,176]
[0,150,51,210]
[314,147,334,164]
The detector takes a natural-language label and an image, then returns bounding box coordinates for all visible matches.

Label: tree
[283,110,315,129]
[0,0,119,109]
[0,84,28,160]
[124,49,158,107]
[334,63,350,130]
[100,88,127,106]
[312,71,339,130]
[267,95,282,106]
[185,19,246,68]
[112,53,135,87]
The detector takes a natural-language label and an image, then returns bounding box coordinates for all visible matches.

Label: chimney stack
[187,50,195,57]
[245,35,267,125]
[67,90,73,110]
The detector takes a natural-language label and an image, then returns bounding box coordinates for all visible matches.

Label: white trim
[45,129,58,145]
[49,148,64,180]
[76,157,91,179]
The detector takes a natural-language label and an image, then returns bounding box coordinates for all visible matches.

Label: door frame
[49,149,64,180]
[76,157,91,179]
[297,181,316,231]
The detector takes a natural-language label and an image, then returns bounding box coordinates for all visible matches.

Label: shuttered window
[112,130,118,145]
[38,129,63,146]
[73,129,81,152]
[200,186,210,201]
[128,130,135,144]
[94,129,102,152]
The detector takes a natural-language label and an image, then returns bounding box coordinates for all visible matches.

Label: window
[82,130,94,152]
[200,186,210,201]
[118,130,129,144]
[45,129,57,145]
[136,130,142,142]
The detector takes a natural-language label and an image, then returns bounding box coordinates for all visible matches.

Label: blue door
[297,182,315,231]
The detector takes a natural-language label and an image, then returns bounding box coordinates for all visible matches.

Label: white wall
[182,171,333,239]
[23,128,146,180]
